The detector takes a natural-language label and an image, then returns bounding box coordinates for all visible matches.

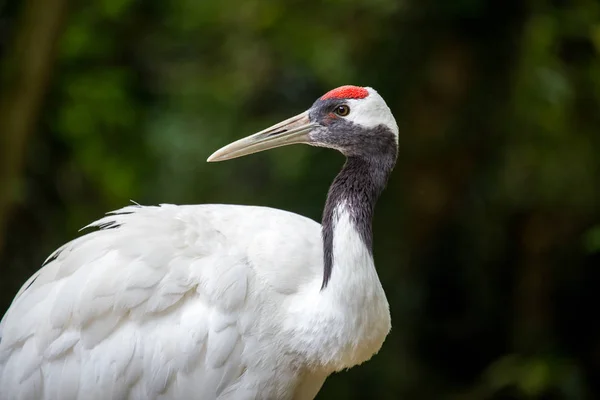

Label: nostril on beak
[265,129,288,137]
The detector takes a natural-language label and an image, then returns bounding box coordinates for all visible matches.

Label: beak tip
[206,152,221,162]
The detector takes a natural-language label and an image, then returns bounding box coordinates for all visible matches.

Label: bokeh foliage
[1,0,599,398]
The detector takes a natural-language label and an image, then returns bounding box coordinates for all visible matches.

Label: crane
[0,85,398,400]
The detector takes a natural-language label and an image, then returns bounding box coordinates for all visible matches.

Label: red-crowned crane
[0,85,398,400]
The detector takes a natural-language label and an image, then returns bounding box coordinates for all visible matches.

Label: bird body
[0,86,398,399]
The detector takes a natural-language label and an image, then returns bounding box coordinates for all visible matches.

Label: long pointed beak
[207,111,318,162]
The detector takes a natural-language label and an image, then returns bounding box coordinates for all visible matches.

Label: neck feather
[321,155,394,289]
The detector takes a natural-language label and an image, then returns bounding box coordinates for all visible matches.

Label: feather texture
[1,202,389,399]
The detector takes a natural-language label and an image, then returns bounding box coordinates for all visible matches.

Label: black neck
[321,154,395,289]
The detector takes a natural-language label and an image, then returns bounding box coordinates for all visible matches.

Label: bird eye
[334,105,350,117]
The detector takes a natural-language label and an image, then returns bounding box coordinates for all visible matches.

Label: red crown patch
[321,85,369,101]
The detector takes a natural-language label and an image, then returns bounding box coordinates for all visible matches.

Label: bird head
[207,85,398,162]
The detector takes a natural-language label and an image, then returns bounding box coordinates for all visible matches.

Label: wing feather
[44,330,78,360]
[44,354,81,399]
[206,318,240,368]
[0,204,323,399]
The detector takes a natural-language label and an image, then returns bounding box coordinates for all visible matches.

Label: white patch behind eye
[345,88,398,143]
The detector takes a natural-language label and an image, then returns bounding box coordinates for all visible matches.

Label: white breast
[281,204,391,372]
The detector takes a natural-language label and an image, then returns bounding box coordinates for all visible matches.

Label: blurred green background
[1,0,599,398]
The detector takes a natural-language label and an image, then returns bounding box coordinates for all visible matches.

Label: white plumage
[0,85,397,399]
[0,205,388,399]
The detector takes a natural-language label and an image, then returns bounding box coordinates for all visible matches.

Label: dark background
[1,0,599,398]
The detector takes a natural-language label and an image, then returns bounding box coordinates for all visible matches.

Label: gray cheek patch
[309,99,397,157]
